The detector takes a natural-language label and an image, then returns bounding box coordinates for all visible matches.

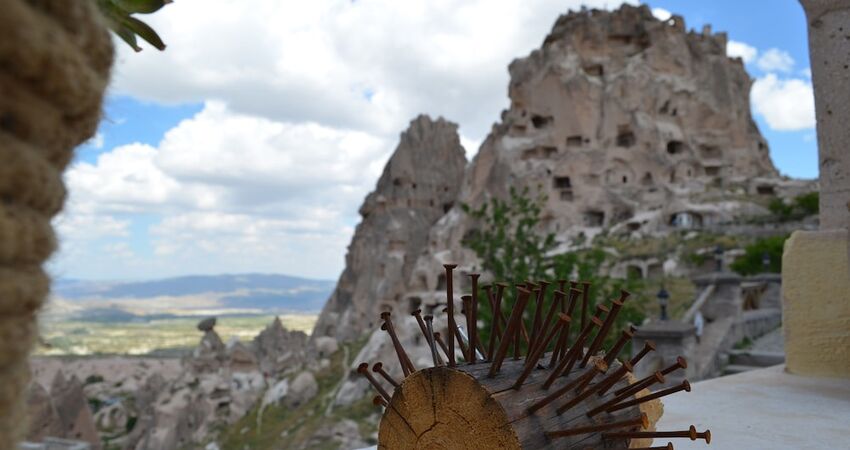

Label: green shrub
[768,198,793,220]
[85,374,105,385]
[730,235,788,275]
[794,191,819,216]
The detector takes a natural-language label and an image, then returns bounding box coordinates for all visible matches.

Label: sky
[51,0,818,282]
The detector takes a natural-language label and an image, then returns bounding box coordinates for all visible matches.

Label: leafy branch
[96,0,171,52]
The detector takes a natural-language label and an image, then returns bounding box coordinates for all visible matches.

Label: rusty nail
[372,395,388,407]
[660,356,688,376]
[489,287,532,377]
[433,331,450,361]
[470,273,481,363]
[381,312,415,376]
[545,412,647,439]
[542,316,602,390]
[372,361,400,388]
[556,359,609,414]
[423,314,443,366]
[629,340,657,367]
[606,380,691,413]
[588,371,665,417]
[527,359,599,414]
[580,281,591,330]
[358,362,391,402]
[513,313,570,390]
[602,424,709,444]
[443,264,458,367]
[604,325,636,365]
[595,360,634,396]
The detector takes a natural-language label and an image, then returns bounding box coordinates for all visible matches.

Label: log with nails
[356,264,710,449]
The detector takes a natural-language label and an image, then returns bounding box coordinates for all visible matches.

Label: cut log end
[378,367,521,449]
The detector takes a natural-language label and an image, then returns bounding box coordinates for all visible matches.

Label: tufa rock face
[252,316,308,376]
[316,4,784,344]
[48,371,101,448]
[469,4,777,235]
[313,115,468,341]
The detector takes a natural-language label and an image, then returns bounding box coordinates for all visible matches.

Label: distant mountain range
[49,274,335,320]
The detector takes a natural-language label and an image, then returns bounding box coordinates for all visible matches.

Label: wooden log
[377,355,658,449]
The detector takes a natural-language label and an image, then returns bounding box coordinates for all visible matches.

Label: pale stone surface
[48,372,100,449]
[285,371,318,408]
[315,5,796,346]
[782,230,850,378]
[657,365,850,449]
[313,115,468,342]
[799,0,850,230]
[312,336,339,358]
[252,316,308,376]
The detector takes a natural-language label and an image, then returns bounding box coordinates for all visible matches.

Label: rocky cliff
[315,4,792,343]
[313,115,468,341]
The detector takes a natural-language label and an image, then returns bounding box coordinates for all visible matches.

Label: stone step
[727,350,785,367]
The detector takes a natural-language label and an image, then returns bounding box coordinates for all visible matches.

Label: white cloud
[751,74,815,131]
[61,0,644,279]
[726,40,757,63]
[86,132,105,149]
[111,0,633,142]
[756,48,795,73]
[651,7,672,21]
[57,102,389,279]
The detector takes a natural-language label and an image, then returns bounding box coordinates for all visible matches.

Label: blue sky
[53,0,819,282]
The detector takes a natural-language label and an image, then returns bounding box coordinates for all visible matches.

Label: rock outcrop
[317,4,789,344]
[252,316,308,376]
[48,371,100,448]
[313,115,468,341]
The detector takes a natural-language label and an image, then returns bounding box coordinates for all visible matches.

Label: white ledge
[656,365,850,449]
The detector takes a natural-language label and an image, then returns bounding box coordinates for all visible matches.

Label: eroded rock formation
[313,115,468,341]
[318,4,790,344]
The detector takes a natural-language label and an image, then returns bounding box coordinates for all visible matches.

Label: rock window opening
[641,172,654,186]
[583,64,604,76]
[627,265,643,280]
[616,127,636,147]
[756,185,775,195]
[669,212,703,229]
[566,135,583,147]
[412,183,417,189]
[442,202,453,214]
[553,176,572,189]
[659,100,670,114]
[667,140,685,155]
[584,210,605,227]
[705,166,721,176]
[531,115,553,129]
[436,274,446,292]
[622,175,628,184]
[393,178,402,186]
[700,145,722,159]
[407,297,422,313]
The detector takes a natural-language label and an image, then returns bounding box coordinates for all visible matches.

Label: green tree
[730,235,788,275]
[461,186,644,355]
